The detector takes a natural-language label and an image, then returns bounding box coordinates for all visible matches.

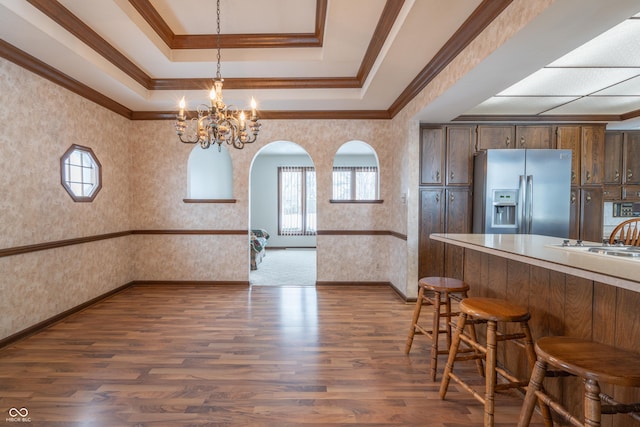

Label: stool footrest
[600,393,640,416]
[533,389,583,427]
[495,331,526,342]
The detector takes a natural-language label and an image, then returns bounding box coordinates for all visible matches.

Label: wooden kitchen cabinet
[477,125,514,150]
[557,125,605,186]
[419,188,444,278]
[579,187,604,242]
[580,125,605,185]
[604,132,623,184]
[420,127,445,185]
[556,125,581,185]
[569,188,580,240]
[420,126,473,186]
[624,132,640,185]
[418,187,471,279]
[476,125,553,150]
[515,125,553,149]
[623,185,640,201]
[446,126,474,186]
[602,131,640,201]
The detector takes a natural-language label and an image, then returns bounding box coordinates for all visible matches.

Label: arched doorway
[248,141,317,286]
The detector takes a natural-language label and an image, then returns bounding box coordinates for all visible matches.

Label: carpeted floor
[250,248,316,286]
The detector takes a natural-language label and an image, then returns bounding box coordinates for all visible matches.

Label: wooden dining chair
[608,217,640,246]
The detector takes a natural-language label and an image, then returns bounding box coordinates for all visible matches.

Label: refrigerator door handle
[526,175,534,233]
[518,175,526,234]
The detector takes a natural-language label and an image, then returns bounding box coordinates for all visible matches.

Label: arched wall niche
[187,144,233,199]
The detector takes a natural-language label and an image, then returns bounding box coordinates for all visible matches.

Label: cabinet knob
[520,136,525,147]
[586,171,591,182]
[628,169,634,180]
[571,171,576,183]
[450,171,455,180]
[586,194,592,203]
[450,193,455,202]
[505,136,510,147]
[435,194,440,202]
[570,194,576,204]
[435,170,440,181]
[615,170,620,181]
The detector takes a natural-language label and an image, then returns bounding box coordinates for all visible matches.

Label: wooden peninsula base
[430,233,640,427]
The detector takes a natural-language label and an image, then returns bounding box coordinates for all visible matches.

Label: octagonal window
[60,144,102,202]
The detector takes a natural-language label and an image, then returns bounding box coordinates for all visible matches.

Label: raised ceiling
[1,0,640,128]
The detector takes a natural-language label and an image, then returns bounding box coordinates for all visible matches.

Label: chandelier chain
[216,0,221,80]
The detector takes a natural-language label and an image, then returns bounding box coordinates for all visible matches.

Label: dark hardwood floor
[0,284,547,426]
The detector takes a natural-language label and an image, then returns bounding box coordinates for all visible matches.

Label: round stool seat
[460,297,531,323]
[535,336,640,387]
[419,277,470,293]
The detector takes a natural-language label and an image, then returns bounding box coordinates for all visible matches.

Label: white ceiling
[2,0,640,128]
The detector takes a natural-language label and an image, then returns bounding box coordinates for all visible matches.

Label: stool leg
[484,320,497,427]
[445,291,454,349]
[517,359,548,427]
[520,322,553,427]
[430,290,442,381]
[439,311,467,399]
[584,379,602,427]
[466,319,485,377]
[405,286,425,354]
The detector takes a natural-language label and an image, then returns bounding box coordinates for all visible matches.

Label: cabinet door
[445,188,471,280]
[580,187,603,243]
[420,127,445,185]
[569,188,580,240]
[604,132,623,184]
[418,189,445,278]
[556,126,581,186]
[623,185,640,201]
[603,185,621,201]
[477,125,515,150]
[581,125,605,185]
[446,126,474,186]
[515,126,553,149]
[624,132,640,185]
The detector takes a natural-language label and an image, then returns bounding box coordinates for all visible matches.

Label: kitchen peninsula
[431,233,640,426]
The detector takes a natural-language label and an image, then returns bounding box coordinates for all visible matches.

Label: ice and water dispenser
[491,190,518,228]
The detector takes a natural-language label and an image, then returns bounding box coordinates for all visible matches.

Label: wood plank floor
[0,285,547,426]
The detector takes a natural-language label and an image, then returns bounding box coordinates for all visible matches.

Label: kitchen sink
[586,246,640,258]
[545,242,640,261]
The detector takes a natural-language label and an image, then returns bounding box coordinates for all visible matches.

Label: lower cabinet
[418,187,471,279]
[570,187,604,242]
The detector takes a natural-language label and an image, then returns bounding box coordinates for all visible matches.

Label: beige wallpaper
[0,0,555,340]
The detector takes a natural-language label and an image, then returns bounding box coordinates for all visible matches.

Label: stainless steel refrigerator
[472,149,572,237]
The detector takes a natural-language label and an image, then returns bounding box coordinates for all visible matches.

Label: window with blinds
[278,166,316,236]
[332,166,378,200]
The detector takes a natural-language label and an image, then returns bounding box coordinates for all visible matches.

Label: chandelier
[175,0,261,150]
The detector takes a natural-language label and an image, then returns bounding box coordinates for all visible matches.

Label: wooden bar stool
[405,277,477,381]
[518,336,640,427]
[439,297,552,427]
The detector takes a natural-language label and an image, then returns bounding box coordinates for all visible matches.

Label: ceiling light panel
[498,68,640,96]
[465,96,578,115]
[548,19,640,67]
[542,95,640,115]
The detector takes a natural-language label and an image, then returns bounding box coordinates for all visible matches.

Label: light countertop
[430,233,640,293]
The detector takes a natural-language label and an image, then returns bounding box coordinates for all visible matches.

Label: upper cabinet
[516,126,553,149]
[603,130,640,201]
[556,124,605,186]
[476,125,553,150]
[420,126,473,186]
[477,125,514,150]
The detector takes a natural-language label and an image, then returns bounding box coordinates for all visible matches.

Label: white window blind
[332,166,378,200]
[278,166,316,235]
